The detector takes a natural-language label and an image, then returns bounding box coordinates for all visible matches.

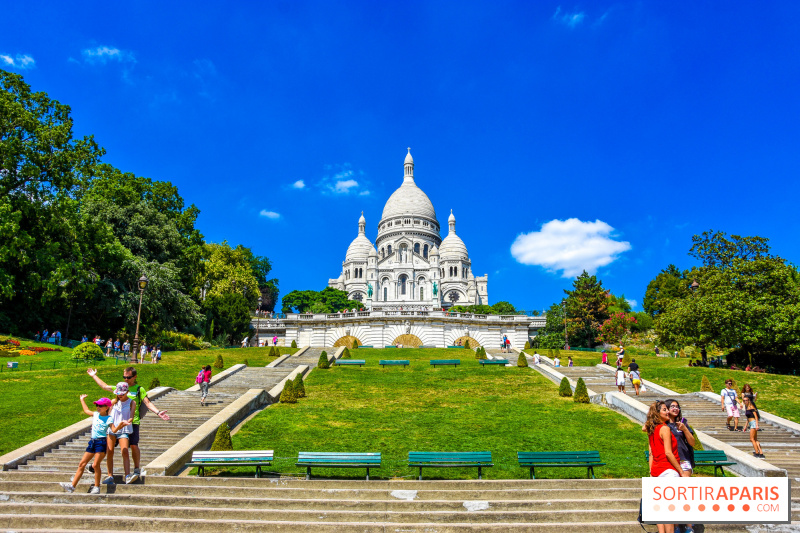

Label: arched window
[423,244,428,259]
[388,245,392,255]
[399,274,407,295]
[414,243,420,254]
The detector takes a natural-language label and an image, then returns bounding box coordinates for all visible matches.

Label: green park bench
[430,359,460,368]
[517,451,605,479]
[380,360,410,368]
[187,450,273,478]
[336,359,366,367]
[384,345,398,348]
[357,345,373,348]
[6,362,18,370]
[296,452,381,480]
[645,449,735,477]
[409,451,493,480]
[479,359,509,366]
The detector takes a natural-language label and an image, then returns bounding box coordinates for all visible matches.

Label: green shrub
[524,341,531,350]
[291,339,297,348]
[547,348,554,359]
[293,374,306,398]
[317,351,330,369]
[74,342,104,361]
[517,352,528,367]
[210,423,233,451]
[149,378,161,389]
[157,330,203,351]
[475,346,483,360]
[243,359,249,367]
[352,339,358,349]
[280,379,297,403]
[573,378,590,403]
[701,375,713,392]
[464,339,471,350]
[213,354,224,369]
[553,347,561,358]
[558,377,573,397]
[341,347,351,359]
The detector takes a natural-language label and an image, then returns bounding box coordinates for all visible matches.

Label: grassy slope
[0,344,295,456]
[232,348,649,480]
[529,349,800,424]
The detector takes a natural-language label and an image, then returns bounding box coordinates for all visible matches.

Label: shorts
[748,420,758,429]
[129,424,140,446]
[109,432,130,445]
[85,438,107,454]
[632,379,641,386]
[680,461,692,472]
[657,469,680,478]
[616,379,626,386]
[726,404,740,418]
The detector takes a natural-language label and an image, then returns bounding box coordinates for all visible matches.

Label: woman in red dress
[644,400,683,533]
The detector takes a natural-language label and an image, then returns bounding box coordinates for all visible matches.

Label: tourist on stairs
[720,379,740,431]
[666,399,697,533]
[741,396,764,458]
[645,400,682,533]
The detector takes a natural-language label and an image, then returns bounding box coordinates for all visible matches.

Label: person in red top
[644,400,682,533]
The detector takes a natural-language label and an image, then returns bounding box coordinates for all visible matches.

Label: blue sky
[4,2,800,312]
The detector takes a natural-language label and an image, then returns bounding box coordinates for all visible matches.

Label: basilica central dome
[380,148,438,223]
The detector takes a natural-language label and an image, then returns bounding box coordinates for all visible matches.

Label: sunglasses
[123,375,135,380]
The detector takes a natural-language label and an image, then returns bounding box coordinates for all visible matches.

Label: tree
[491,301,518,315]
[701,375,713,392]
[573,378,590,403]
[689,230,771,270]
[558,377,572,397]
[281,287,360,314]
[657,247,800,370]
[517,352,528,367]
[293,374,306,398]
[210,423,233,451]
[317,350,330,369]
[203,242,260,304]
[204,293,250,345]
[280,379,296,403]
[537,303,566,349]
[643,264,689,317]
[597,312,637,345]
[563,271,609,348]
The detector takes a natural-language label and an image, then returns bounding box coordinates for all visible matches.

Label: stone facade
[328,149,488,309]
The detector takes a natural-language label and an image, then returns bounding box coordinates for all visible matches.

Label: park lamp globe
[138,274,149,291]
[690,280,700,293]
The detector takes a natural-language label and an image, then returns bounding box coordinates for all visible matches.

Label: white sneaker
[59,482,75,493]
[125,472,139,484]
[88,485,101,495]
[102,476,115,485]
[133,467,140,475]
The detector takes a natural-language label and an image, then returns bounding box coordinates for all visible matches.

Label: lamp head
[690,280,700,292]
[138,274,149,291]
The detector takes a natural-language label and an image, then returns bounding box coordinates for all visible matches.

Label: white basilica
[328,149,489,309]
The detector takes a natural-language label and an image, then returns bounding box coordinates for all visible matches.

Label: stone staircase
[211,367,295,395]
[12,389,241,476]
[3,471,793,531]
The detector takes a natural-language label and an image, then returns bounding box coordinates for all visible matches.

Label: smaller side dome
[404,147,414,165]
[448,209,455,223]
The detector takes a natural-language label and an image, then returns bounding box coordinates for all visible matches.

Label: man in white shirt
[533,351,541,365]
[720,379,740,431]
[241,336,248,348]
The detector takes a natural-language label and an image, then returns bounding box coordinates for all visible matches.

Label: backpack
[196,370,204,384]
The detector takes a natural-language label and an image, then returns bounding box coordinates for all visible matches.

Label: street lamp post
[131,274,149,363]
[562,300,568,350]
[256,296,262,347]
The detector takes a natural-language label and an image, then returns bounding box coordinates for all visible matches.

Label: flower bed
[19,350,36,356]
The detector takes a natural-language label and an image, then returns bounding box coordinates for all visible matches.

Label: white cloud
[553,7,585,28]
[259,210,281,219]
[510,218,631,278]
[334,179,359,194]
[358,190,370,196]
[626,299,638,309]
[291,180,305,189]
[82,46,135,64]
[1,54,35,70]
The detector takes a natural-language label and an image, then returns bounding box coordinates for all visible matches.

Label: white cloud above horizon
[553,7,585,28]
[259,210,281,219]
[82,46,135,64]
[1,54,35,70]
[626,299,638,309]
[510,218,631,278]
[291,180,305,189]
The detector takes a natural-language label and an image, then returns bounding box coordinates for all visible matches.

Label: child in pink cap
[60,395,130,494]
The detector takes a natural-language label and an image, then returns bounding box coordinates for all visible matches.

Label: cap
[94,398,112,407]
[113,382,129,395]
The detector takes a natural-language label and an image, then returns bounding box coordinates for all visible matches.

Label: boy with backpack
[60,395,131,494]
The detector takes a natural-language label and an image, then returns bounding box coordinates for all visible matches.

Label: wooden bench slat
[408,451,493,480]
[188,449,274,478]
[479,359,509,365]
[296,452,382,480]
[336,359,366,366]
[517,451,604,480]
[379,360,410,367]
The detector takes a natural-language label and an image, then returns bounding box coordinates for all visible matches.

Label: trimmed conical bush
[524,341,531,349]
[700,375,713,392]
[213,354,224,369]
[291,340,297,348]
[517,352,528,367]
[352,339,358,349]
[464,339,471,350]
[573,377,590,403]
[293,374,306,398]
[210,423,233,451]
[149,377,161,389]
[558,377,573,397]
[280,379,297,403]
[341,347,351,359]
[317,350,330,369]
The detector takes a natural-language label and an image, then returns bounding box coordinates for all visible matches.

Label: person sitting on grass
[60,395,130,494]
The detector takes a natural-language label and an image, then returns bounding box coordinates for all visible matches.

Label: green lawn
[231,348,651,480]
[0,345,295,456]
[528,349,800,424]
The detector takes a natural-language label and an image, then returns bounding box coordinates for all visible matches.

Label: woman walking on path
[742,396,764,458]
[601,351,608,365]
[741,384,758,419]
[198,365,212,406]
[615,366,627,394]
[105,338,113,357]
[645,400,682,533]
